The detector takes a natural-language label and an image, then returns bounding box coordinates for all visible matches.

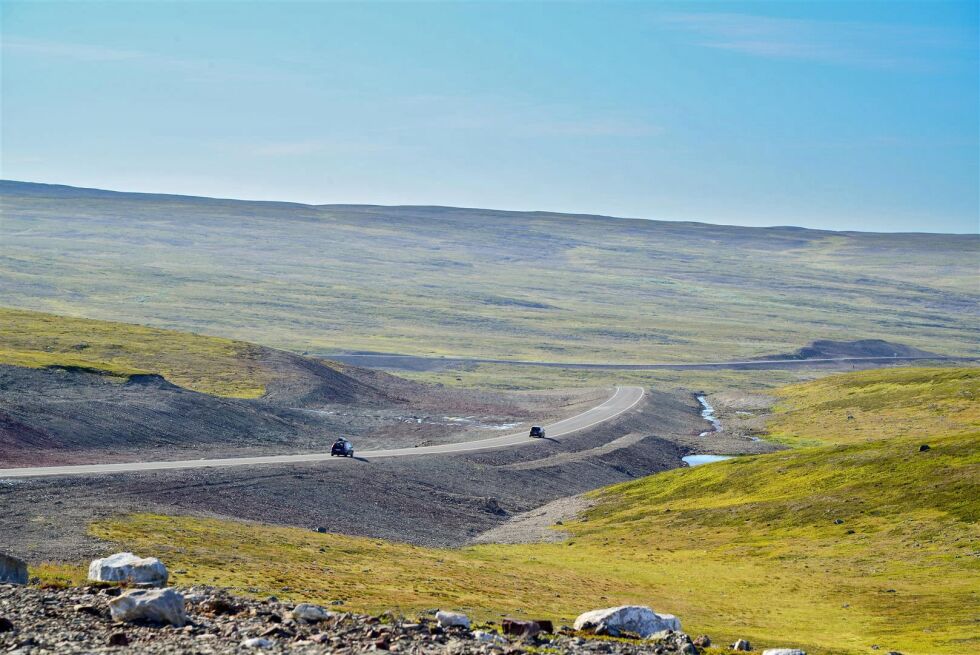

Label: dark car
[529,426,545,438]
[331,438,354,457]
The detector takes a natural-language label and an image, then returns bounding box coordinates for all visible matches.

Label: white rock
[292,603,332,622]
[108,588,186,626]
[573,606,680,638]
[763,650,807,655]
[242,637,273,648]
[436,610,471,629]
[88,552,168,586]
[473,631,506,644]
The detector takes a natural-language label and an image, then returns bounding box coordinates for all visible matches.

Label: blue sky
[2,1,977,233]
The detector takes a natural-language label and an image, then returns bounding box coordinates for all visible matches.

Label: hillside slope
[68,367,979,655]
[2,181,977,364]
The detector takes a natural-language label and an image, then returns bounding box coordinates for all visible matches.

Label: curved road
[0,386,645,479]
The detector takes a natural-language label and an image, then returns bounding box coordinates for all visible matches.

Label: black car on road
[331,438,354,457]
[529,426,545,438]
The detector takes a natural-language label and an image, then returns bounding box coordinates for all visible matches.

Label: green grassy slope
[3,181,977,364]
[0,306,271,397]
[766,366,979,446]
[46,367,978,654]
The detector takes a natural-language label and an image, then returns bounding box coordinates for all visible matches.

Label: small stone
[833,518,844,525]
[0,617,13,633]
[107,632,129,647]
[762,649,807,655]
[242,637,273,648]
[693,634,711,647]
[919,444,930,452]
[200,597,241,616]
[74,604,102,616]
[732,639,752,651]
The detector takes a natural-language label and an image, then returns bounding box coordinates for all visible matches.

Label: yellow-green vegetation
[766,366,979,447]
[0,307,271,397]
[53,367,977,655]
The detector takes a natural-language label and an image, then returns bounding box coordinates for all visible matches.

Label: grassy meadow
[0,306,271,397]
[41,367,979,655]
[3,182,978,366]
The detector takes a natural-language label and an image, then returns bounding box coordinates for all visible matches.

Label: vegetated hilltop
[46,367,979,655]
[2,181,977,364]
[0,307,272,397]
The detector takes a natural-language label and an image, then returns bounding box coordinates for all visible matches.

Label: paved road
[0,386,645,479]
[321,353,966,372]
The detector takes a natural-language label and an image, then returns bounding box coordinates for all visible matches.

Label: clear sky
[2,1,978,232]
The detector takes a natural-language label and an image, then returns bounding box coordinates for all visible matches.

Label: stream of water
[696,395,722,436]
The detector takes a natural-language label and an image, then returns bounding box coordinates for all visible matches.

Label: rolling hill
[2,181,977,368]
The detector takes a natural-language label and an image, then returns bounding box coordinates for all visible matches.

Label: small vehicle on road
[331,438,354,457]
[529,426,545,438]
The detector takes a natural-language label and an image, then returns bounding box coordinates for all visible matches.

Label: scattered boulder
[88,552,169,586]
[292,603,331,623]
[648,629,696,654]
[693,634,711,648]
[732,638,753,651]
[108,588,187,627]
[919,444,930,452]
[574,606,680,638]
[436,610,471,629]
[0,553,28,585]
[502,618,541,638]
[763,649,807,655]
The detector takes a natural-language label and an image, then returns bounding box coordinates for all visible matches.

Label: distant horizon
[2,1,977,234]
[4,177,977,237]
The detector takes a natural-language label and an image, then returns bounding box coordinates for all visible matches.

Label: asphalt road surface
[0,386,645,479]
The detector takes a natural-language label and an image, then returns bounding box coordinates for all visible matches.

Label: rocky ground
[0,584,726,655]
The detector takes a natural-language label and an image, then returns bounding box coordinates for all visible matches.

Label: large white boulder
[436,610,471,629]
[108,588,186,626]
[573,605,680,638]
[763,650,807,655]
[88,552,168,586]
